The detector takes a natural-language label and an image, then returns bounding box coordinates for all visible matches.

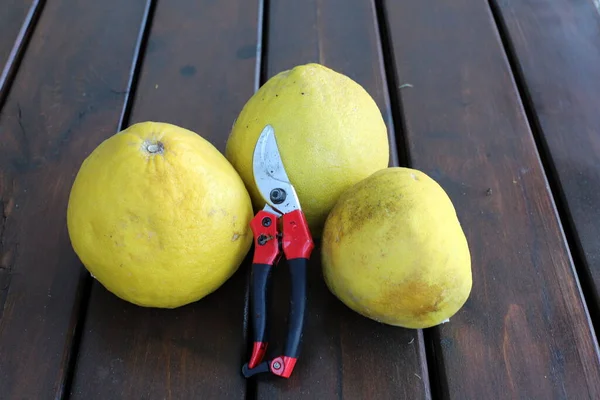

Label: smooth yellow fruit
[67,121,253,308]
[322,167,472,329]
[225,63,389,236]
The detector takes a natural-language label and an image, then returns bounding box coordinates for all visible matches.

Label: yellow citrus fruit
[67,121,253,308]
[225,63,389,236]
[322,167,472,329]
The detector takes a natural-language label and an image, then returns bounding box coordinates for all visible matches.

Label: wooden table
[1,0,600,398]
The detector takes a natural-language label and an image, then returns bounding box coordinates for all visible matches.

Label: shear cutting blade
[254,125,291,184]
[253,125,300,214]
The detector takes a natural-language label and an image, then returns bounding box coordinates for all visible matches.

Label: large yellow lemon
[225,63,389,236]
[322,167,472,329]
[67,121,253,308]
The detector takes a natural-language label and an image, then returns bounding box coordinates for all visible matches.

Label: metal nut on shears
[270,188,286,204]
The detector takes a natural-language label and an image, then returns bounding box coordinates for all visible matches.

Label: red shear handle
[278,210,312,378]
[242,209,313,379]
[282,209,314,260]
[247,210,280,368]
[244,255,308,379]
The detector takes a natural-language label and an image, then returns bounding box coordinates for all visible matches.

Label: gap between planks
[0,0,46,109]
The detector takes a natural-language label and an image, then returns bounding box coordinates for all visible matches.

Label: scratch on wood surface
[0,183,17,319]
[16,103,30,155]
[1,244,18,272]
[110,88,130,95]
[0,180,17,272]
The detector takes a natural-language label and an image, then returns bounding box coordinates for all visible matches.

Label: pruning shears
[241,124,314,379]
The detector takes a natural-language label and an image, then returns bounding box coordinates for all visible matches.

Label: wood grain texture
[0,0,43,102]
[491,0,600,316]
[382,0,600,398]
[0,0,149,398]
[251,1,430,398]
[70,0,261,398]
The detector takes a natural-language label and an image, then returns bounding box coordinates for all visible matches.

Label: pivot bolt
[270,188,286,204]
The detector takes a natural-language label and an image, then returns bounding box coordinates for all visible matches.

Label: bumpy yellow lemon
[322,167,472,328]
[225,63,389,236]
[67,121,253,308]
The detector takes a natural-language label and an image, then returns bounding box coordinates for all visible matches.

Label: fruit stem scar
[143,140,165,155]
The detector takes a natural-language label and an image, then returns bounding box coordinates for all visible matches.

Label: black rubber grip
[251,263,272,344]
[284,258,308,358]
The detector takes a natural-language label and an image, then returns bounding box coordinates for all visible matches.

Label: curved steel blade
[253,125,300,214]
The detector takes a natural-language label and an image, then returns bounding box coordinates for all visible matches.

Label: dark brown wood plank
[0,0,43,102]
[253,1,430,398]
[491,0,600,318]
[70,0,261,398]
[382,0,600,398]
[0,0,150,398]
